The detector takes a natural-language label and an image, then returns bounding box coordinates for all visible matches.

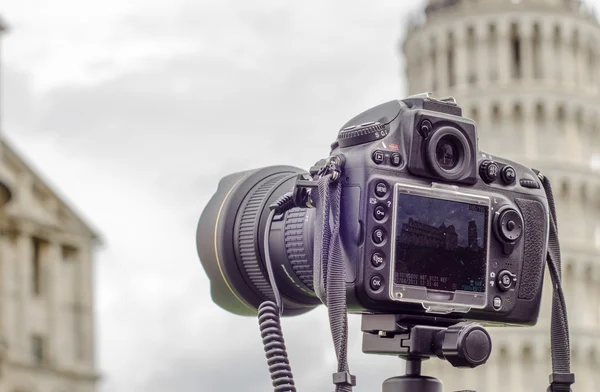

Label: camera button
[372,150,385,165]
[371,252,385,268]
[519,178,540,189]
[370,275,384,291]
[497,270,516,292]
[372,228,386,244]
[501,166,516,184]
[479,160,499,183]
[373,206,387,221]
[375,182,388,197]
[390,152,402,166]
[493,296,502,310]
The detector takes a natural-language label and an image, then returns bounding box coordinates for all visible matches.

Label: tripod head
[361,314,492,392]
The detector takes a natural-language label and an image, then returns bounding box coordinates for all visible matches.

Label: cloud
[2,1,431,391]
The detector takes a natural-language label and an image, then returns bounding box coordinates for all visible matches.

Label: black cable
[258,194,297,392]
[264,209,284,315]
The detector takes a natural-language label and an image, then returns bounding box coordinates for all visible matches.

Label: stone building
[0,17,100,392]
[402,0,600,390]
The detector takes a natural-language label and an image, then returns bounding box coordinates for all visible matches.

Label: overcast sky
[1,1,599,391]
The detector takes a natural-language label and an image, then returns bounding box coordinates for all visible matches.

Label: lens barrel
[196,166,320,317]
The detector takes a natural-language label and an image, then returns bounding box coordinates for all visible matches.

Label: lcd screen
[393,193,488,293]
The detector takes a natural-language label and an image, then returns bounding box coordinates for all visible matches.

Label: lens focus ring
[238,175,289,301]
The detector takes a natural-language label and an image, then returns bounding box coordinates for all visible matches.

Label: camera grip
[515,198,546,301]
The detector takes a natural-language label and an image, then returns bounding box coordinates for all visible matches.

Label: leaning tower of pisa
[402,0,600,390]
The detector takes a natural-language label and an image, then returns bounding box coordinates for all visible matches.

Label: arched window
[535,102,545,122]
[557,105,566,125]
[470,106,479,124]
[576,109,584,136]
[511,23,522,79]
[554,25,562,81]
[522,345,533,360]
[565,260,574,284]
[513,103,523,122]
[492,103,501,122]
[588,43,596,85]
[581,183,589,202]
[572,29,580,85]
[560,179,570,200]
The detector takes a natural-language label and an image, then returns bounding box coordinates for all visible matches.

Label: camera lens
[196,166,320,317]
[435,135,461,170]
[426,125,472,181]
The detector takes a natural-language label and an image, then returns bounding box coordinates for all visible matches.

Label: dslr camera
[197,93,549,327]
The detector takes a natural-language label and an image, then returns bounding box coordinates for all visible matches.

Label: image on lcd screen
[393,193,488,293]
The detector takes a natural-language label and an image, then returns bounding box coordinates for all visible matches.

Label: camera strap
[536,171,575,392]
[309,164,571,392]
[313,168,355,392]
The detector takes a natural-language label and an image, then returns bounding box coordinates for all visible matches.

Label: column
[454,26,468,90]
[595,264,600,331]
[577,37,587,90]
[80,244,95,368]
[477,101,491,151]
[46,241,61,365]
[554,26,564,84]
[510,343,523,392]
[564,28,576,87]
[573,262,586,328]
[541,21,554,85]
[498,20,511,85]
[435,32,448,94]
[423,39,433,93]
[523,100,537,160]
[595,39,600,94]
[15,232,31,361]
[413,42,427,91]
[0,233,9,365]
[565,106,580,163]
[476,21,489,88]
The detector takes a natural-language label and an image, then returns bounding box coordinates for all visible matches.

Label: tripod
[361,314,492,392]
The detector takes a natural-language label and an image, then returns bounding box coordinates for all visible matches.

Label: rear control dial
[493,208,524,255]
[496,209,523,242]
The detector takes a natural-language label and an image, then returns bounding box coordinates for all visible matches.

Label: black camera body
[326,94,549,325]
[196,93,549,327]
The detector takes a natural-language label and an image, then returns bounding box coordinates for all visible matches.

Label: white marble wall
[0,150,98,392]
[404,1,600,391]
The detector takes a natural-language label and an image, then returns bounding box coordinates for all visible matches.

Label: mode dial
[337,121,388,148]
